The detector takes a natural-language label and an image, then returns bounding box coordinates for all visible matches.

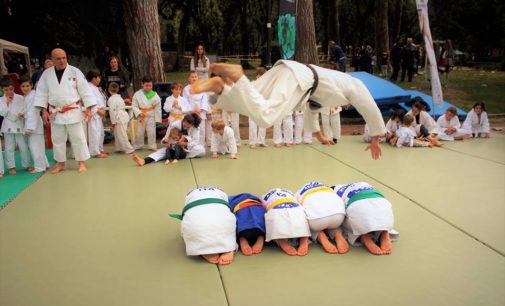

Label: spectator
[400,37,418,82]
[102,55,130,99]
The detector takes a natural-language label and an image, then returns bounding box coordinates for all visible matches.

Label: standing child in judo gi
[184,71,210,146]
[273,113,294,148]
[210,119,238,159]
[0,78,30,174]
[163,127,186,164]
[436,107,471,141]
[228,193,266,256]
[320,106,342,143]
[86,70,108,158]
[107,83,135,154]
[462,102,490,138]
[20,76,49,173]
[333,182,399,255]
[222,111,241,147]
[293,110,313,144]
[170,187,237,265]
[295,182,348,254]
[132,75,161,151]
[248,67,268,149]
[163,82,188,130]
[261,188,311,256]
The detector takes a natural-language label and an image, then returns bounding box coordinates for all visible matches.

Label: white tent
[0,38,32,76]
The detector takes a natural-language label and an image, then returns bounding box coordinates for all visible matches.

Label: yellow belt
[267,198,298,211]
[299,186,334,205]
[140,106,155,126]
[170,113,184,121]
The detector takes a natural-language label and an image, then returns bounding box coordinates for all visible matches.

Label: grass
[165,64,505,114]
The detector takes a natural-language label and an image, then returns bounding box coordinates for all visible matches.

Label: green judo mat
[0,150,55,209]
[0,135,504,306]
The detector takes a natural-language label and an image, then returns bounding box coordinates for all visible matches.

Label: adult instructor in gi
[192,60,386,159]
[34,48,97,173]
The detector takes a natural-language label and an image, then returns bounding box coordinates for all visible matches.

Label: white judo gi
[295,182,346,241]
[179,187,237,256]
[222,111,241,145]
[248,117,267,146]
[293,110,312,144]
[395,126,430,148]
[436,115,470,141]
[87,82,106,156]
[273,113,293,145]
[212,60,386,137]
[107,94,134,154]
[462,109,490,137]
[406,110,438,136]
[261,188,311,242]
[132,89,161,150]
[149,125,205,162]
[0,137,4,174]
[0,93,30,169]
[333,182,399,245]
[320,106,342,140]
[34,65,97,162]
[184,84,210,146]
[211,126,237,155]
[163,94,188,130]
[24,90,49,172]
[385,118,401,138]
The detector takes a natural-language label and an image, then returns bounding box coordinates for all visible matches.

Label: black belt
[306,64,322,110]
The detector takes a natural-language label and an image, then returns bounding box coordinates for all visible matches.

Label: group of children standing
[171,182,399,265]
[363,100,491,148]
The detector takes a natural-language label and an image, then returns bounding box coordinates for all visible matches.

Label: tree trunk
[391,0,404,43]
[295,0,319,65]
[375,0,389,61]
[327,0,340,44]
[123,0,165,89]
[174,4,191,72]
[240,0,253,69]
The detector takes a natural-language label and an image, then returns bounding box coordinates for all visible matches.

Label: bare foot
[250,144,257,149]
[236,143,241,148]
[209,63,244,82]
[334,231,349,254]
[202,254,219,264]
[96,153,108,158]
[28,168,37,174]
[297,237,309,256]
[171,159,178,164]
[0,173,3,178]
[132,154,145,167]
[8,168,17,175]
[50,162,66,174]
[164,160,170,165]
[218,252,234,265]
[360,233,383,255]
[239,237,253,256]
[260,143,269,148]
[100,151,109,156]
[285,143,293,148]
[274,144,282,148]
[380,231,392,255]
[252,236,265,254]
[317,232,338,254]
[277,239,297,256]
[77,162,87,173]
[190,77,225,95]
[230,154,239,159]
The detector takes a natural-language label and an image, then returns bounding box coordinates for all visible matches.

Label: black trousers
[164,144,187,160]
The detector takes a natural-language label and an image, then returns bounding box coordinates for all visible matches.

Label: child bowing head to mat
[228,193,266,256]
[295,181,348,254]
[170,187,237,265]
[261,188,311,256]
[332,182,399,255]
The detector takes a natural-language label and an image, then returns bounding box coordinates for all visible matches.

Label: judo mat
[0,136,504,306]
[0,150,55,209]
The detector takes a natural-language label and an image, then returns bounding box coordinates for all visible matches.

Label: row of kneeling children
[363,98,491,148]
[169,182,399,265]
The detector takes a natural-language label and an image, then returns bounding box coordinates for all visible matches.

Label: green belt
[169,198,230,220]
[346,189,384,209]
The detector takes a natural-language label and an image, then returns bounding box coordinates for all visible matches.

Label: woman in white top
[462,102,490,138]
[190,44,210,80]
